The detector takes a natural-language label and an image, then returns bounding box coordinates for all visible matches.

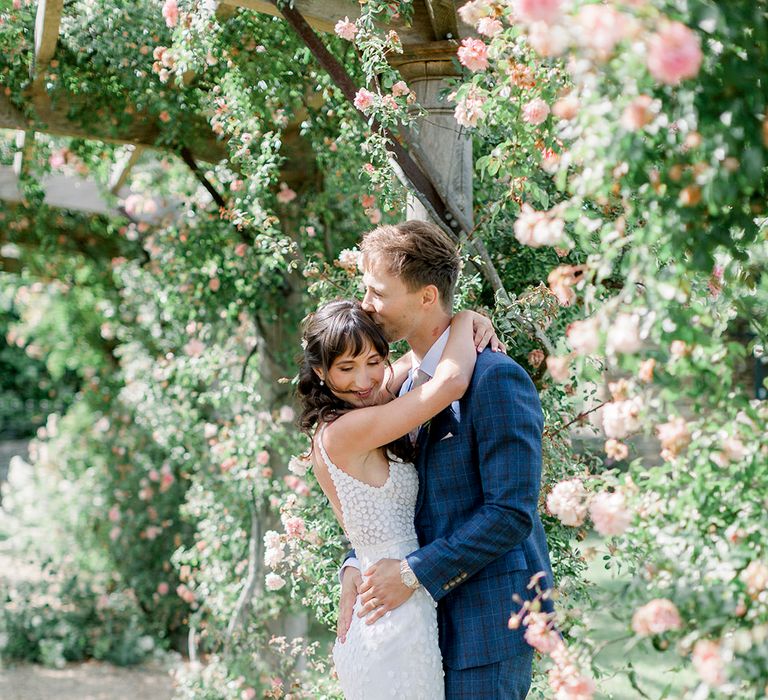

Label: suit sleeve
[405,361,543,602]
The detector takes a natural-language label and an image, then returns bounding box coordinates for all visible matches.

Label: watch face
[403,570,417,588]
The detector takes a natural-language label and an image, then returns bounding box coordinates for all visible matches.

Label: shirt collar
[412,327,451,379]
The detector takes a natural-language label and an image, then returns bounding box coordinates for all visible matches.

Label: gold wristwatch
[400,559,421,590]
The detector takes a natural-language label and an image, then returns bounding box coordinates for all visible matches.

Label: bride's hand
[337,566,362,643]
[464,310,506,354]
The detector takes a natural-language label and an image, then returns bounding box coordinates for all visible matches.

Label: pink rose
[177,584,197,604]
[477,17,503,38]
[527,21,569,57]
[647,21,703,85]
[391,81,410,97]
[337,248,361,273]
[288,456,309,477]
[265,573,286,591]
[367,208,382,225]
[454,89,487,128]
[108,505,121,523]
[601,397,643,439]
[457,38,489,72]
[547,265,584,307]
[283,516,306,539]
[620,95,656,131]
[264,546,285,568]
[256,450,270,465]
[514,0,561,24]
[241,689,257,700]
[606,313,642,355]
[208,277,220,292]
[162,0,178,28]
[691,639,726,687]
[235,242,248,257]
[576,5,628,55]
[457,0,491,26]
[589,491,632,536]
[279,405,295,423]
[656,416,690,461]
[524,612,559,653]
[604,439,629,461]
[157,582,169,595]
[514,204,564,248]
[670,339,689,358]
[552,95,579,120]
[109,527,121,541]
[546,356,571,384]
[740,560,768,596]
[547,478,588,526]
[184,338,205,357]
[276,183,297,204]
[353,88,376,112]
[631,598,682,636]
[229,179,244,192]
[334,17,357,41]
[522,98,550,125]
[566,317,600,355]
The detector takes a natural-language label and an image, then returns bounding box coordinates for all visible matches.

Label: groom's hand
[337,566,362,643]
[358,558,414,624]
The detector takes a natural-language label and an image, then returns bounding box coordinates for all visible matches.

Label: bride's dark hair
[297,299,413,462]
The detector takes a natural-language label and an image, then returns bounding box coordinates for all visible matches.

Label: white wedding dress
[317,428,444,700]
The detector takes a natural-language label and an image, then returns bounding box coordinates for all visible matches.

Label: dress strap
[316,425,343,475]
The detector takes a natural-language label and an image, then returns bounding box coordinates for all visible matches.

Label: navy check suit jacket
[405,349,554,671]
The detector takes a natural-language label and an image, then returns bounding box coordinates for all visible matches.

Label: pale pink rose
[576,5,628,54]
[109,526,121,541]
[605,439,629,461]
[638,358,656,383]
[691,639,726,687]
[524,612,559,653]
[646,21,703,85]
[235,242,248,257]
[566,317,600,355]
[279,405,295,423]
[552,95,579,120]
[656,417,690,461]
[177,584,197,604]
[670,339,688,358]
[157,582,169,595]
[589,491,632,536]
[620,95,655,131]
[184,338,205,357]
[159,472,174,492]
[241,688,257,700]
[284,475,310,496]
[108,505,121,523]
[454,90,487,128]
[49,149,67,169]
[229,179,244,192]
[514,0,561,24]
[367,208,382,225]
[305,225,316,237]
[522,98,550,126]
[334,16,357,41]
[528,349,545,368]
[391,80,410,97]
[381,94,398,110]
[263,530,281,550]
[264,546,285,568]
[457,0,491,26]
[477,17,503,38]
[631,598,682,636]
[283,516,306,539]
[527,21,569,57]
[546,356,571,385]
[554,674,595,700]
[716,436,748,465]
[606,313,642,354]
[162,0,178,28]
[208,277,221,292]
[740,560,768,596]
[547,478,588,526]
[288,456,309,477]
[547,265,583,306]
[602,397,643,439]
[514,204,564,248]
[353,88,376,112]
[336,248,361,273]
[265,573,286,591]
[457,38,489,72]
[276,183,297,204]
[256,450,270,465]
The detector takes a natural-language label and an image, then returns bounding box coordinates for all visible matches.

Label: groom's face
[361,258,423,343]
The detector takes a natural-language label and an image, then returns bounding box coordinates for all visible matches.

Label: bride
[296,299,494,700]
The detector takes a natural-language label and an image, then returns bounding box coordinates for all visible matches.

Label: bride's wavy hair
[297,299,413,462]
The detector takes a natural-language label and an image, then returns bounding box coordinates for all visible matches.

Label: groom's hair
[360,221,461,312]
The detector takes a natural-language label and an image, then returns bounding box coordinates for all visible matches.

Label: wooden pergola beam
[224,0,442,44]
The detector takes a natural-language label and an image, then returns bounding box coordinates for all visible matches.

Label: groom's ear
[420,284,440,308]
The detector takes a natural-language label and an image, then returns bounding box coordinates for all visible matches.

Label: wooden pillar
[391,42,473,226]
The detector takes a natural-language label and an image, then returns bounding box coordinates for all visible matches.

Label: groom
[338,220,554,698]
